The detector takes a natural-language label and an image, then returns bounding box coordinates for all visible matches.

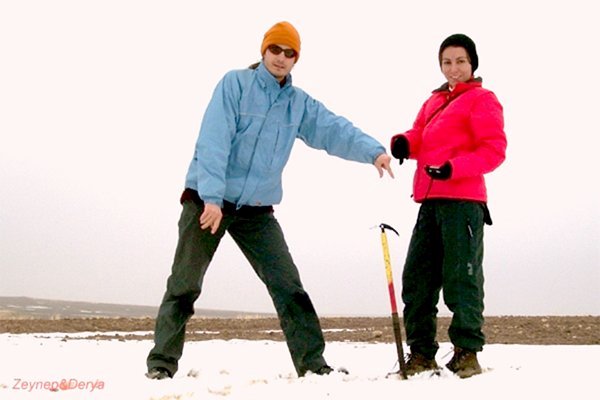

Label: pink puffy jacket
[391,80,507,203]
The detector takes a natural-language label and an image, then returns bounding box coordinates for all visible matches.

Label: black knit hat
[439,33,478,73]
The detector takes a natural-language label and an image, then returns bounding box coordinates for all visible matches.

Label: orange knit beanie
[260,21,301,62]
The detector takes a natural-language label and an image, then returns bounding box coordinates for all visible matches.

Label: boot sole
[454,367,483,379]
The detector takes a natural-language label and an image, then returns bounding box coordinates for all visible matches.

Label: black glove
[425,161,452,180]
[391,135,409,165]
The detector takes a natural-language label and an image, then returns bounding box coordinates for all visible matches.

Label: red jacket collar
[433,77,482,95]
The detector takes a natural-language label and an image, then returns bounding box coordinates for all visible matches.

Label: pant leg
[147,201,227,375]
[401,203,443,359]
[439,201,485,352]
[227,212,327,376]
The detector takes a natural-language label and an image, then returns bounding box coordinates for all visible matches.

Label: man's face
[263,44,296,82]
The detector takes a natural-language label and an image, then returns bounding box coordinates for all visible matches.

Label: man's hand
[199,203,223,234]
[374,153,395,178]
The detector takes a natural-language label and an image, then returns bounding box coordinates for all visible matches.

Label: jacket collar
[256,62,293,92]
[433,77,482,94]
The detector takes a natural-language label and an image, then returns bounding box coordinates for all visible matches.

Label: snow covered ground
[1,332,597,399]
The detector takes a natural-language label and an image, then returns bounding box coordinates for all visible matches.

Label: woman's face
[440,46,473,89]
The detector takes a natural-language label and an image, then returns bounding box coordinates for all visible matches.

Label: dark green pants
[402,200,486,359]
[147,201,327,377]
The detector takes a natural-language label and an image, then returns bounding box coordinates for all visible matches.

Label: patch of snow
[0,334,596,399]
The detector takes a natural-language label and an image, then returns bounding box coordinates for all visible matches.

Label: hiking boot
[314,365,334,375]
[300,365,349,377]
[445,347,482,378]
[145,367,172,380]
[404,352,439,376]
[322,366,350,375]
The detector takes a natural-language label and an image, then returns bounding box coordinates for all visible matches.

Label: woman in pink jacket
[390,34,507,378]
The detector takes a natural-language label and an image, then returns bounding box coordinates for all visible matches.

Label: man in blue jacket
[146,21,394,379]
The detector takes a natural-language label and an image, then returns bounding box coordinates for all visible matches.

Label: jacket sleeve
[193,71,242,206]
[449,91,507,179]
[394,100,428,158]
[297,95,385,164]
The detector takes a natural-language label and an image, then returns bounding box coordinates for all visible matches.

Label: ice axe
[378,223,407,379]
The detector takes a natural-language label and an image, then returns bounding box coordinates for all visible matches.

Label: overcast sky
[1,0,598,317]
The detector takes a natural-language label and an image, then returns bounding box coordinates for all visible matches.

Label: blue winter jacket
[185,62,385,208]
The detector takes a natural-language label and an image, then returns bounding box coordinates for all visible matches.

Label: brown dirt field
[1,316,598,345]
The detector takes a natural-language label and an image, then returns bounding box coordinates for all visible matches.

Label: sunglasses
[267,44,297,59]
